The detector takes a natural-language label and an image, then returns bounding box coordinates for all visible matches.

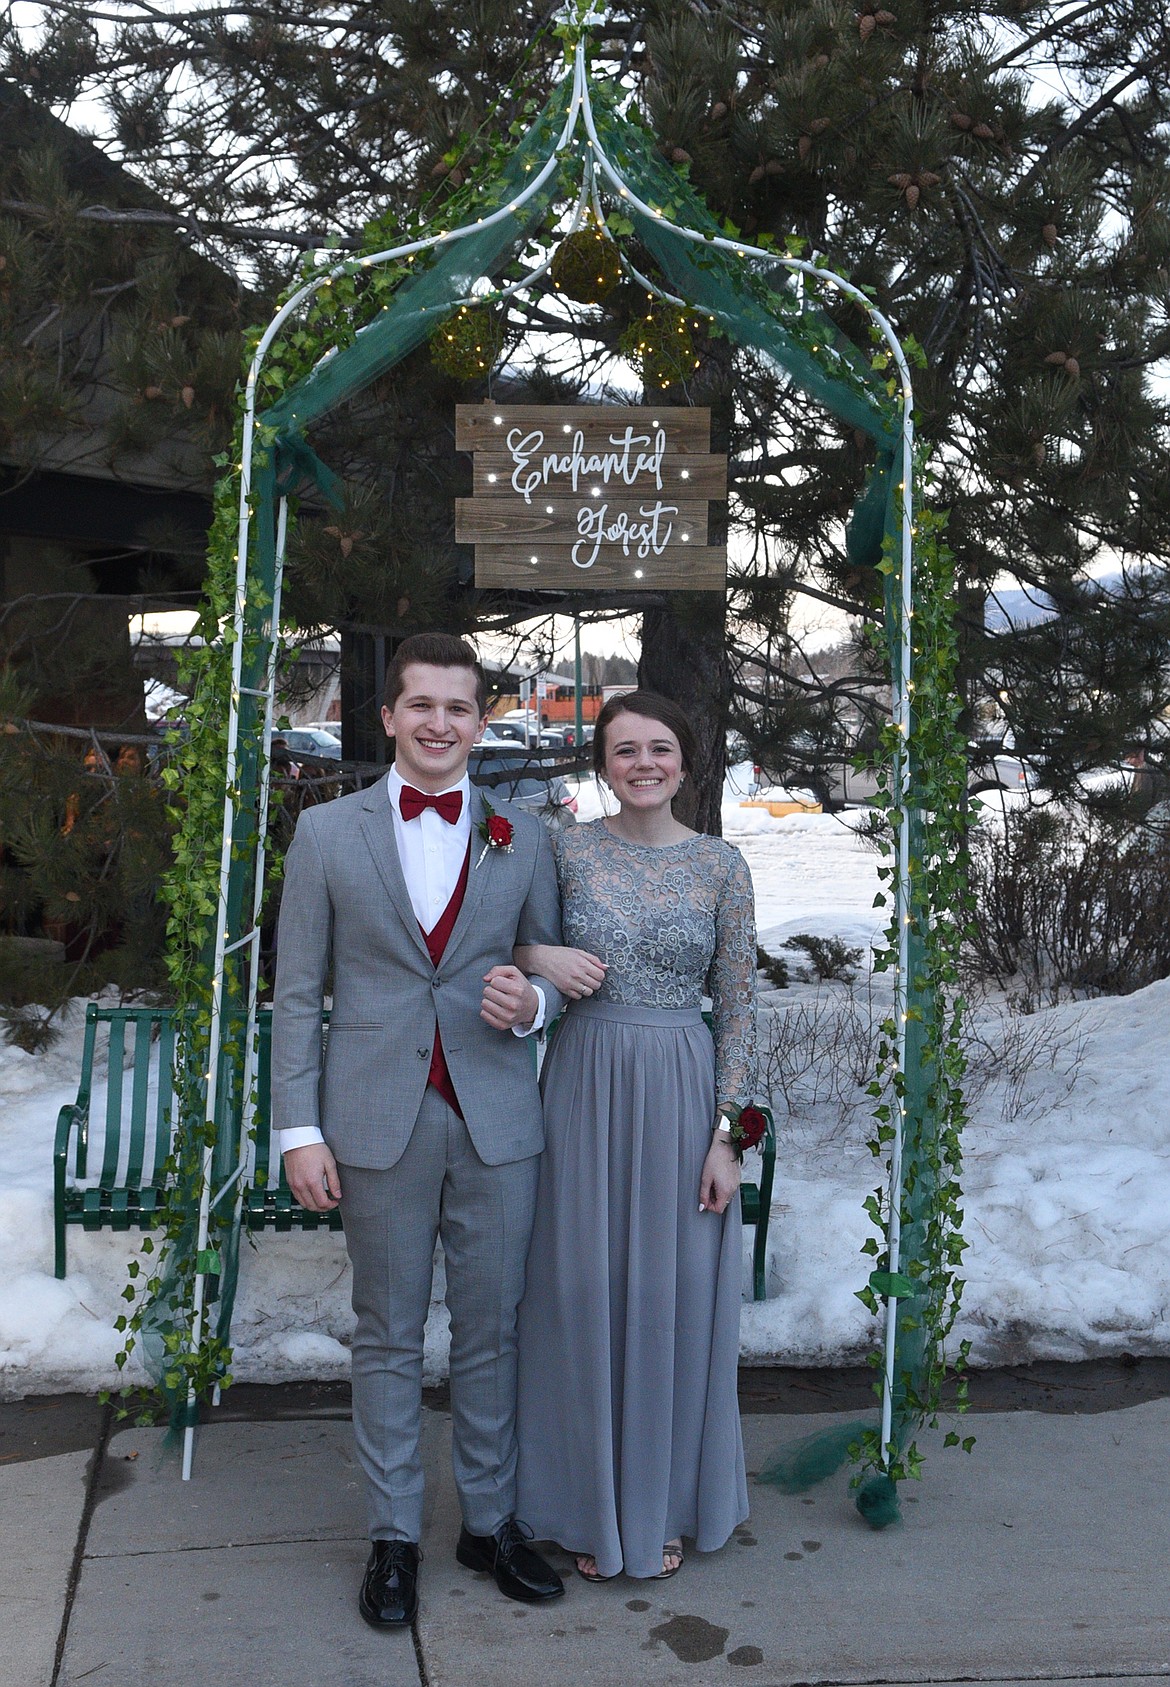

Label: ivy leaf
[868,1270,919,1300]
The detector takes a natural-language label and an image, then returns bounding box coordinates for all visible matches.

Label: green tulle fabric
[158,59,934,1504]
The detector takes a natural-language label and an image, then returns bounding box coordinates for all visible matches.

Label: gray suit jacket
[271,780,565,1169]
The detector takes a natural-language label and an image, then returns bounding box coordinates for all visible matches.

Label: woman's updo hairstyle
[592,689,697,781]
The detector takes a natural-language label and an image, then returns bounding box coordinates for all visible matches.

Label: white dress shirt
[280,766,544,1155]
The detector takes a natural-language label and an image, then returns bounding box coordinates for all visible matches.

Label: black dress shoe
[358,1539,420,1628]
[456,1518,565,1603]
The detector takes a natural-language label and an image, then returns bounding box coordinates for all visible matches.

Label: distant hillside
[986,576,1123,631]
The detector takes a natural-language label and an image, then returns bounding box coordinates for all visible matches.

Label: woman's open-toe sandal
[575,1554,619,1583]
[654,1541,684,1580]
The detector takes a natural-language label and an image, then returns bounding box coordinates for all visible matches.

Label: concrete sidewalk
[7,1388,1170,1687]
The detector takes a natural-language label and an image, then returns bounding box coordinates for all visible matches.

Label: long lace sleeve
[707,846,758,1107]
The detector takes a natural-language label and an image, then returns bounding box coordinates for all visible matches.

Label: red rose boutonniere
[720,1104,768,1160]
[475,797,514,870]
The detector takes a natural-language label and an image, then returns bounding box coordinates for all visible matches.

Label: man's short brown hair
[383,633,488,717]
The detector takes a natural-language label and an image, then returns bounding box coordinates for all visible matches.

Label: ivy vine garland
[104,18,972,1510]
[855,490,973,1503]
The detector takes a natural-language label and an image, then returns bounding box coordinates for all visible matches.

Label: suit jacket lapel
[438,784,493,969]
[358,781,432,962]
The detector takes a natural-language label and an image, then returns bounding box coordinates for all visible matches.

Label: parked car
[468,744,578,827]
[487,719,532,744]
[282,727,342,761]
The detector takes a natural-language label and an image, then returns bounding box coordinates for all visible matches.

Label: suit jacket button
[433,977,442,988]
[416,1047,429,1059]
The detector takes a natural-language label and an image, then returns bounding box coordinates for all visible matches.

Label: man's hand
[284,1142,342,1212]
[481,964,539,1031]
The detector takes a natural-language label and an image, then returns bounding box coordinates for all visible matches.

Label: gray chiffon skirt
[515,999,748,1579]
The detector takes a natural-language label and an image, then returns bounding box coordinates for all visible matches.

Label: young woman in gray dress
[512,690,758,1582]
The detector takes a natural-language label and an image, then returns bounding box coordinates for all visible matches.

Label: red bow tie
[399,785,463,824]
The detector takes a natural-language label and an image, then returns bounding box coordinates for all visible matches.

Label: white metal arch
[183,14,916,1482]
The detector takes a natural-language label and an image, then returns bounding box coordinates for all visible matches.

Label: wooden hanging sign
[455,403,727,591]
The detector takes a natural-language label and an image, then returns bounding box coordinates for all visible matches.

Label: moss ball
[430,305,506,379]
[618,302,702,390]
[550,224,623,304]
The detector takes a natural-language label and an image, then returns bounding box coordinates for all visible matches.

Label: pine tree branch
[1014,61,1160,194]
[985,1,1107,74]
[0,195,359,249]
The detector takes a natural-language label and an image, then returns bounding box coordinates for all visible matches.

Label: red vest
[419,841,471,1116]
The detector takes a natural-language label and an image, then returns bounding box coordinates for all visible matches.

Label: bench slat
[149,1018,176,1187]
[253,1015,273,1192]
[100,1018,126,1188]
[124,1017,154,1189]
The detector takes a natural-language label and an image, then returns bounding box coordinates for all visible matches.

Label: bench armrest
[54,1102,88,1179]
[54,1102,87,1279]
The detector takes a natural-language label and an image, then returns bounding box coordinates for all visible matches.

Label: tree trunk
[638,593,728,835]
[637,338,732,836]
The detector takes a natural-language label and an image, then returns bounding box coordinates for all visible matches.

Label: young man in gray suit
[273,632,566,1628]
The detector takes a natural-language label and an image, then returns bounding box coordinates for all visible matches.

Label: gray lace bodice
[553,819,758,1106]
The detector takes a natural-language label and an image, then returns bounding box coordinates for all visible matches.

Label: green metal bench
[53,1002,342,1280]
[54,1002,776,1300]
[741,1109,777,1303]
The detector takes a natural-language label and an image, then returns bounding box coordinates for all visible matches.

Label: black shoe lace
[495,1517,535,1560]
[373,1540,419,1574]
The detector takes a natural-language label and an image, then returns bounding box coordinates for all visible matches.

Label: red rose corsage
[720,1104,768,1160]
[475,797,514,869]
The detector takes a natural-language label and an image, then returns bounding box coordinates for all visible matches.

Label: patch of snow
[2,823,1168,1392]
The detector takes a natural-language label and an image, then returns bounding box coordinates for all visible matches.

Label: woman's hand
[513,943,607,1000]
[698,1137,741,1215]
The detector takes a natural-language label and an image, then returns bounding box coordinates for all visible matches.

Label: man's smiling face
[381,662,487,792]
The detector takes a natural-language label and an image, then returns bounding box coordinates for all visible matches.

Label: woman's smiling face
[601,711,685,812]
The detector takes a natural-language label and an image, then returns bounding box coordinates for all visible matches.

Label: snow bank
[2,821,1167,1393]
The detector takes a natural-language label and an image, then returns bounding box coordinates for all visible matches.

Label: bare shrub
[761,977,886,1138]
[960,993,1089,1125]
[763,976,1088,1143]
[967,804,1170,1007]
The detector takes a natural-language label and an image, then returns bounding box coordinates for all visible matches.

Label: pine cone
[1042,223,1059,247]
[874,9,896,21]
[180,385,195,409]
[952,112,973,130]
[859,14,877,39]
[798,135,812,160]
[1031,442,1047,467]
[904,183,920,208]
[749,164,766,184]
[918,170,941,187]
[888,172,912,189]
[1044,351,1069,365]
[709,100,728,120]
[671,146,692,164]
[973,122,994,140]
[811,52,831,68]
[143,386,164,400]
[1064,356,1080,376]
[810,117,831,133]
